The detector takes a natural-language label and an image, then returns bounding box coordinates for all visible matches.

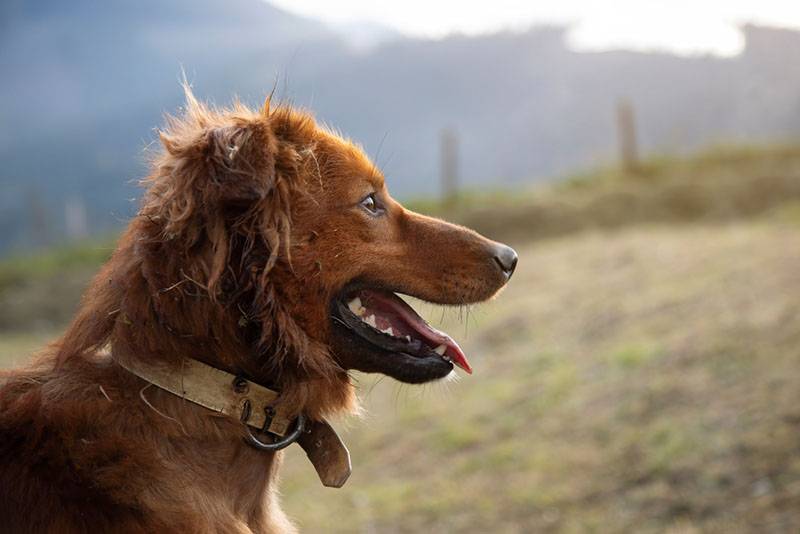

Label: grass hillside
[280,223,800,532]
[0,236,115,334]
[1,144,799,531]
[417,144,800,242]
[3,144,799,333]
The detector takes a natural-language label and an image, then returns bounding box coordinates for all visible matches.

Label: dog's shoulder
[0,365,172,533]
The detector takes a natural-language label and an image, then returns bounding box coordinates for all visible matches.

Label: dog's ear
[158,111,278,208]
[205,119,280,204]
[146,93,296,293]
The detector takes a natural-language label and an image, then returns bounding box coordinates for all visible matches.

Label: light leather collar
[116,356,351,488]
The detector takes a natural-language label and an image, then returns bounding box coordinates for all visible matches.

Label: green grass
[608,342,662,369]
[0,235,115,290]
[3,143,800,331]
[0,237,116,332]
[430,143,800,244]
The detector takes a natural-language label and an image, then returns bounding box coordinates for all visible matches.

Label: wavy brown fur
[0,83,515,532]
[0,89,358,533]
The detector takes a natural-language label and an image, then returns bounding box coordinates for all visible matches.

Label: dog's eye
[360,193,383,215]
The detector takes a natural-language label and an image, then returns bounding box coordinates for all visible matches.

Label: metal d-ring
[244,413,306,451]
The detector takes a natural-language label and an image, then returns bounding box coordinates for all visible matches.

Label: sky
[269,0,800,56]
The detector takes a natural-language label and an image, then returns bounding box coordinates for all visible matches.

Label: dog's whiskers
[365,375,386,398]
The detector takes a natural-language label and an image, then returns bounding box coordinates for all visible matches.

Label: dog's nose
[492,244,518,279]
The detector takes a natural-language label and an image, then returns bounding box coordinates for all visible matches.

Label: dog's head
[138,90,516,417]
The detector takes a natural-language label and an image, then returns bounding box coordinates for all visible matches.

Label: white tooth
[379,326,394,336]
[364,314,377,328]
[348,297,362,315]
[434,344,447,355]
[405,335,412,342]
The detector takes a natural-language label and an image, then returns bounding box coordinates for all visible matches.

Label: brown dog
[0,89,517,533]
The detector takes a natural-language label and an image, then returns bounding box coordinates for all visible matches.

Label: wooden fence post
[440,127,459,206]
[616,98,640,174]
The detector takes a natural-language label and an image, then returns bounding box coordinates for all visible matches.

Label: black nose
[492,244,518,279]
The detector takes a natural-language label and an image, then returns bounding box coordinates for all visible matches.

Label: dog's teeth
[347,297,362,316]
[382,327,394,336]
[405,335,412,342]
[364,314,377,328]
[434,344,447,355]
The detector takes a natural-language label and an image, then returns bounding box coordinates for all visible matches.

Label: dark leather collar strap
[298,419,352,488]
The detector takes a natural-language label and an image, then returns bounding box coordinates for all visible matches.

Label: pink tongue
[358,290,473,374]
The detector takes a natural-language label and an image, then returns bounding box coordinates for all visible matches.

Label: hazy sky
[269,0,800,56]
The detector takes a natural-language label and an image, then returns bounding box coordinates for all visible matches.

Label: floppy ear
[201,120,278,204]
[144,98,290,297]
[158,114,278,208]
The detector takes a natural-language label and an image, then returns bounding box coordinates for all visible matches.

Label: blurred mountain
[0,0,345,251]
[1,0,800,253]
[329,20,403,52]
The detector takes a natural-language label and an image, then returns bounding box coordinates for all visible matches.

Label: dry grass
[0,331,59,369]
[422,144,800,243]
[277,222,800,533]
[1,145,799,532]
[2,223,798,532]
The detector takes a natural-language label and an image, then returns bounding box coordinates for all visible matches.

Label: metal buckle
[243,413,306,451]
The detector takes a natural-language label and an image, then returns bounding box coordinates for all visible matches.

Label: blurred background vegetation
[2,144,799,531]
[2,1,800,532]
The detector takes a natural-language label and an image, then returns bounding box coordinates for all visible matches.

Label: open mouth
[331,288,472,382]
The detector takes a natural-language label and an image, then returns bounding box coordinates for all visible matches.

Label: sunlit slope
[280,223,800,533]
[423,144,800,243]
[1,144,799,531]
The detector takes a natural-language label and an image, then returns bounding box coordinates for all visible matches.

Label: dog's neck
[31,350,293,530]
[112,349,351,488]
[116,354,296,435]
